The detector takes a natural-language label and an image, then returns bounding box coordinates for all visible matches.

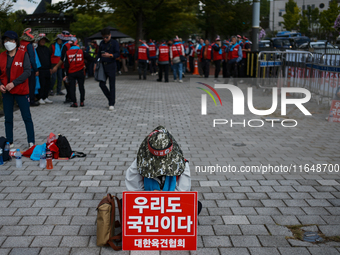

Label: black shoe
[49,90,55,96]
[139,76,141,80]
[156,79,162,82]
[57,92,65,96]
[30,102,40,107]
[143,77,146,80]
[80,102,84,107]
[70,103,78,108]
[64,98,72,104]
[165,80,169,83]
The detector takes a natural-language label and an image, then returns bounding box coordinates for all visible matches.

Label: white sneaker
[179,80,183,83]
[29,142,34,148]
[39,99,46,105]
[44,98,53,104]
[109,106,114,111]
[155,72,158,75]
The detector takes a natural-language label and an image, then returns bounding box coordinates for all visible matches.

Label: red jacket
[0,50,29,95]
[66,47,85,74]
[171,44,184,59]
[212,43,222,61]
[228,44,241,60]
[200,45,212,60]
[19,40,30,52]
[148,44,156,57]
[158,45,169,62]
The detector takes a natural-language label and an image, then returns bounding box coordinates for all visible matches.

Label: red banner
[122,191,197,250]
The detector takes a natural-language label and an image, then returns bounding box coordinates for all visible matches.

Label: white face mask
[33,43,38,49]
[4,41,17,51]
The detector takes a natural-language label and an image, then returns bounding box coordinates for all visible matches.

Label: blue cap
[2,31,18,41]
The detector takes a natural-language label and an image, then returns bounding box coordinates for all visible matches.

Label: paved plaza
[0,75,339,255]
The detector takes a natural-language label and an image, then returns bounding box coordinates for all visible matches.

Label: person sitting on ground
[125,125,202,215]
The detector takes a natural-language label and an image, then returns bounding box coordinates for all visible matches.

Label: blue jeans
[51,67,62,93]
[172,62,183,80]
[2,93,35,144]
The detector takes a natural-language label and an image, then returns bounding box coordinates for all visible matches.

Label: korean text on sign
[123,192,197,250]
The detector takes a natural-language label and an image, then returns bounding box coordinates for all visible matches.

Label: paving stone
[52,226,80,236]
[272,216,301,225]
[18,216,46,225]
[202,236,232,247]
[258,236,291,246]
[317,180,339,186]
[247,216,275,225]
[0,226,27,236]
[265,225,293,236]
[30,236,62,247]
[248,248,281,255]
[239,225,269,235]
[222,216,250,225]
[297,216,326,225]
[70,248,101,255]
[8,248,40,255]
[278,247,311,255]
[308,247,340,255]
[24,225,54,236]
[2,237,34,248]
[190,248,220,255]
[199,216,224,225]
[319,225,340,236]
[230,236,261,247]
[219,248,250,255]
[39,248,71,255]
[213,225,242,236]
[288,239,316,247]
[60,236,90,247]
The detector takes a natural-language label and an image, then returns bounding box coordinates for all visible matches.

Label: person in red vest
[0,31,35,148]
[212,36,223,81]
[156,39,170,83]
[19,28,40,107]
[227,35,242,85]
[222,40,229,78]
[63,37,86,107]
[187,39,195,74]
[200,39,213,78]
[240,36,251,78]
[148,39,158,76]
[51,31,74,104]
[50,34,64,96]
[135,40,150,80]
[170,36,185,83]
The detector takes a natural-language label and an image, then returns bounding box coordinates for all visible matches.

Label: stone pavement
[0,74,339,255]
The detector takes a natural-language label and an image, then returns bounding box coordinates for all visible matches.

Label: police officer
[156,39,169,83]
[135,40,150,80]
[212,36,223,81]
[87,41,97,77]
[94,28,120,111]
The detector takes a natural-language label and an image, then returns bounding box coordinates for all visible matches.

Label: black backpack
[56,135,86,159]
[0,137,11,162]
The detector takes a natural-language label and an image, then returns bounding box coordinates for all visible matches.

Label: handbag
[95,60,106,82]
[174,45,186,63]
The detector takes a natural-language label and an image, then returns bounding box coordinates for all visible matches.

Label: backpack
[56,135,73,158]
[96,194,122,250]
[0,137,11,162]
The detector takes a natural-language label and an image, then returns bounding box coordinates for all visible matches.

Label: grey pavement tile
[288,239,316,247]
[272,216,301,225]
[52,226,80,236]
[45,216,72,225]
[0,249,10,255]
[2,236,34,248]
[258,236,291,247]
[39,248,71,255]
[265,225,293,236]
[30,236,62,247]
[248,248,281,255]
[8,248,40,255]
[230,236,261,247]
[38,208,65,216]
[308,247,340,255]
[70,248,101,255]
[302,207,330,215]
[247,216,275,225]
[297,216,326,225]
[18,216,46,225]
[318,225,340,236]
[78,226,96,236]
[219,248,250,255]
[222,216,250,225]
[202,236,231,247]
[0,226,27,236]
[190,248,220,255]
[24,225,54,236]
[278,247,311,255]
[239,225,269,235]
[60,236,90,247]
[198,216,224,225]
[213,225,242,236]
[197,225,214,236]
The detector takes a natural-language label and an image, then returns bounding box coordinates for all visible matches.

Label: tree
[299,10,309,35]
[282,0,300,31]
[319,0,340,40]
[260,0,270,29]
[70,13,107,41]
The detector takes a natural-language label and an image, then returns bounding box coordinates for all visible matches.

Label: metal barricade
[246,52,259,78]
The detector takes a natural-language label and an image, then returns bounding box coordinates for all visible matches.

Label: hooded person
[19,28,40,106]
[125,125,202,215]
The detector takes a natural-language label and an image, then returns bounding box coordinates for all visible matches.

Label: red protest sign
[328,100,340,122]
[122,191,197,251]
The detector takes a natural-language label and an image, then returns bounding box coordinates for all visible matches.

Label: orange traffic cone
[187,58,190,72]
[193,59,199,75]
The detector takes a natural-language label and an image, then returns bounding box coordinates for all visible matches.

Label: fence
[246,49,340,106]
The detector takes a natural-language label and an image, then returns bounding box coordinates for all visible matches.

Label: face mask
[4,41,16,51]
[33,43,38,49]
